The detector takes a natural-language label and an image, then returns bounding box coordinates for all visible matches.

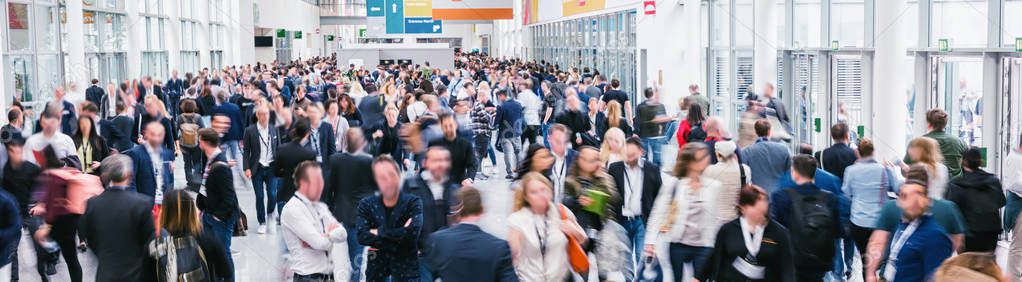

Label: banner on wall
[431,0,513,20]
[562,0,606,17]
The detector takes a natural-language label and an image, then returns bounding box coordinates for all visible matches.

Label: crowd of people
[0,51,1019,282]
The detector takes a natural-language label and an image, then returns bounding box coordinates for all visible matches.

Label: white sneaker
[257,224,267,234]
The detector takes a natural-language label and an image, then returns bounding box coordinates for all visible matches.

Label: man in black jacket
[196,128,239,282]
[817,123,857,180]
[424,187,518,282]
[428,113,477,187]
[403,146,460,281]
[608,137,662,280]
[85,79,107,118]
[243,104,279,233]
[358,156,423,281]
[555,93,591,149]
[304,102,336,162]
[274,117,317,219]
[324,128,376,281]
[78,154,156,281]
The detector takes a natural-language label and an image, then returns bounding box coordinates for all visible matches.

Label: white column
[753,0,777,91]
[65,0,87,101]
[231,0,255,66]
[125,0,143,79]
[167,0,180,75]
[648,0,700,114]
[873,0,908,159]
[197,1,210,69]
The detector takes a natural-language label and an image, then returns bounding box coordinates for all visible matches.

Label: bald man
[123,121,175,204]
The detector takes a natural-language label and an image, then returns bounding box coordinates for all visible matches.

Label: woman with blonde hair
[507,172,588,281]
[134,95,176,149]
[600,100,633,137]
[151,190,231,281]
[645,142,723,281]
[902,136,950,199]
[600,127,627,165]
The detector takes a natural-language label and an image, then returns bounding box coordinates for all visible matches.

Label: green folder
[583,190,610,218]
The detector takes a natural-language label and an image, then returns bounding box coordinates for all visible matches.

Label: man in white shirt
[282,161,348,282]
[608,137,663,281]
[516,79,542,146]
[547,124,577,202]
[23,102,78,166]
[243,104,279,234]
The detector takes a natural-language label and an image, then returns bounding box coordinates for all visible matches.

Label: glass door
[931,55,985,147]
[791,52,822,150]
[832,54,865,145]
[1000,57,1022,175]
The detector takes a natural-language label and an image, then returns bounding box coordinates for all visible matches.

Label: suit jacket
[428,137,478,183]
[86,85,106,117]
[123,144,174,201]
[357,94,386,124]
[104,115,135,153]
[402,174,460,249]
[424,223,519,282]
[608,160,662,223]
[242,123,278,172]
[308,122,336,161]
[274,141,317,204]
[324,152,376,226]
[164,78,185,95]
[78,189,157,282]
[817,143,857,180]
[197,152,239,221]
[137,85,164,102]
[356,193,423,279]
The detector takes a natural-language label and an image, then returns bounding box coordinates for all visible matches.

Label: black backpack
[151,232,211,282]
[687,122,707,143]
[786,189,837,269]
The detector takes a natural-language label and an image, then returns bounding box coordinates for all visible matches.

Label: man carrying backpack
[769,154,845,282]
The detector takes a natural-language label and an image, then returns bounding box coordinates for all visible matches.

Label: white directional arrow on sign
[433,25,440,32]
[392,3,397,13]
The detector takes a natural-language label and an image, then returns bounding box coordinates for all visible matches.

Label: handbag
[233,210,248,237]
[558,204,590,274]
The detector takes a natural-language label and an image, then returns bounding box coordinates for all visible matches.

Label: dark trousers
[50,215,82,282]
[203,213,236,282]
[11,215,53,282]
[521,125,540,147]
[964,231,1000,253]
[474,134,492,173]
[851,224,875,282]
[668,243,712,282]
[345,224,363,282]
[796,270,826,282]
[251,164,278,224]
[182,146,204,191]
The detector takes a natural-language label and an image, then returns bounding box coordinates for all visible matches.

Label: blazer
[123,144,175,201]
[696,218,796,282]
[104,115,135,153]
[402,174,460,249]
[324,152,377,226]
[86,85,106,116]
[817,143,857,180]
[740,139,792,194]
[424,223,519,282]
[73,135,111,175]
[608,160,662,223]
[0,190,20,268]
[274,141,317,204]
[242,123,278,172]
[356,193,423,279]
[308,122,337,161]
[131,114,176,150]
[213,103,244,141]
[197,152,239,221]
[494,99,524,138]
[78,189,157,282]
[357,94,386,125]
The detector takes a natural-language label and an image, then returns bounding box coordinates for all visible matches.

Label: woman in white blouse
[645,142,724,282]
[902,137,950,199]
[507,172,588,282]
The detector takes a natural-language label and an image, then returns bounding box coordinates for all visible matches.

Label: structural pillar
[873,0,908,159]
[753,0,777,91]
[65,0,87,101]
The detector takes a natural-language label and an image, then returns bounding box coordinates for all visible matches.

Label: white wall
[253,0,322,63]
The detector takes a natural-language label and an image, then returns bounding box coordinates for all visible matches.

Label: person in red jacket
[677,103,708,146]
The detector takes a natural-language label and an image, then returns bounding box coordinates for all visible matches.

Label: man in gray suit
[740,119,792,194]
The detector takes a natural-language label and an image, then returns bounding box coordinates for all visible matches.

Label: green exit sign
[275,29,286,38]
[1016,37,1022,52]
[831,40,839,51]
[326,35,335,41]
[359,28,367,38]
[814,117,821,133]
[857,125,864,137]
[294,31,303,39]
[938,38,950,52]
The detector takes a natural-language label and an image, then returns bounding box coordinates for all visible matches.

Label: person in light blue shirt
[841,138,901,281]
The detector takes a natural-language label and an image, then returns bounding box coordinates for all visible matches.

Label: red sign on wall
[643,1,656,15]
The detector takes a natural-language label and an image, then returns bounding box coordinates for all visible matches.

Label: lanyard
[884,219,921,281]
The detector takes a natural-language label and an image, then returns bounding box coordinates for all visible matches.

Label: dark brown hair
[754,119,771,137]
[456,186,483,217]
[926,108,949,130]
[672,142,709,177]
[857,138,875,157]
[737,184,767,214]
[198,128,220,147]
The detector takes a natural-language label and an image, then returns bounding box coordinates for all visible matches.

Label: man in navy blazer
[403,146,461,281]
[123,121,174,202]
[424,186,518,282]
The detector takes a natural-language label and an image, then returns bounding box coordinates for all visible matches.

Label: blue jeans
[418,256,436,282]
[542,123,551,147]
[623,217,647,281]
[830,238,855,280]
[182,146,204,190]
[346,224,364,282]
[251,165,277,224]
[203,212,236,282]
[641,137,663,168]
[667,243,712,282]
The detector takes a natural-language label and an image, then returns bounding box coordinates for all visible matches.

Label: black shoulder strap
[738,164,747,187]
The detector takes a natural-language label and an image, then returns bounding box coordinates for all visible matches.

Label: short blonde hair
[513,172,553,211]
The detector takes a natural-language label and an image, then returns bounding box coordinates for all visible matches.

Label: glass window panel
[1005,0,1022,47]
[903,1,919,48]
[36,5,58,52]
[734,0,754,47]
[775,1,785,48]
[931,0,987,48]
[37,54,61,97]
[711,0,730,47]
[794,0,822,48]
[8,3,32,52]
[6,56,35,102]
[831,0,864,47]
[84,12,100,52]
